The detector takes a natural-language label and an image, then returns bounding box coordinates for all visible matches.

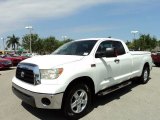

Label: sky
[0,0,160,49]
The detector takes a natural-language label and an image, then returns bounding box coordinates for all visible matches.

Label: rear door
[112,41,132,82]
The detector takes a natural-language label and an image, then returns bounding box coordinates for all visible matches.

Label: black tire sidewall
[63,84,91,120]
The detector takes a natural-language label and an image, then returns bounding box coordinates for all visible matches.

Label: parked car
[12,54,28,61]
[12,38,152,119]
[0,58,12,69]
[0,54,21,66]
[151,51,160,66]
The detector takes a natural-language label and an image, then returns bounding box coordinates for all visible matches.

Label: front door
[94,41,121,91]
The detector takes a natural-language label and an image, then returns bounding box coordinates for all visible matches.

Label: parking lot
[0,66,160,120]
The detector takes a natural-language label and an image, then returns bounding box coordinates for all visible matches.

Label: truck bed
[130,51,151,55]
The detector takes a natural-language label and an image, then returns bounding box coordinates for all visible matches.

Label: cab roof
[76,38,123,42]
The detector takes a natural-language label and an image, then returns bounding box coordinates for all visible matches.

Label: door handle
[114,59,120,63]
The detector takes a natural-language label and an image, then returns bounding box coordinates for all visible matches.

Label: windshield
[53,40,97,56]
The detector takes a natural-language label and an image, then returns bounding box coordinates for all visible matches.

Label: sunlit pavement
[0,66,160,120]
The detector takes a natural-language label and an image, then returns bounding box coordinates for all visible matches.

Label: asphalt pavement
[0,66,160,120]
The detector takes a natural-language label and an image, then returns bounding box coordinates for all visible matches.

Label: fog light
[41,98,51,106]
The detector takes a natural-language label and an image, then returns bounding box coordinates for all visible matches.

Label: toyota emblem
[21,71,25,78]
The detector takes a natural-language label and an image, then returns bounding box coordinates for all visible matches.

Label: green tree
[22,34,39,53]
[43,36,59,54]
[34,39,44,55]
[157,40,160,51]
[138,34,157,51]
[130,34,157,51]
[22,34,72,54]
[6,34,20,52]
[58,39,73,47]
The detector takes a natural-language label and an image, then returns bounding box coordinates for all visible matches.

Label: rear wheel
[63,84,91,120]
[140,66,150,84]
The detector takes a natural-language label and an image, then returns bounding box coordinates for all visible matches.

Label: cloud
[0,0,139,35]
[63,25,115,33]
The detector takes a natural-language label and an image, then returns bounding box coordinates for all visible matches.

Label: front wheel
[63,84,91,120]
[140,66,150,84]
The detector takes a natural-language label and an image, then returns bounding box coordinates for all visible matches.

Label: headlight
[40,68,63,80]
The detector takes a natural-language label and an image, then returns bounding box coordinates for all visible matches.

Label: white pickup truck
[12,38,152,119]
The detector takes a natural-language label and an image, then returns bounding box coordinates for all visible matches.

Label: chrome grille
[3,61,12,65]
[16,63,40,85]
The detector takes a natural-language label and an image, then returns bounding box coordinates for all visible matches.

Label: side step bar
[98,81,132,96]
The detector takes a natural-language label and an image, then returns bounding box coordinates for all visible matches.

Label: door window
[96,41,126,57]
[112,41,126,55]
[96,41,113,53]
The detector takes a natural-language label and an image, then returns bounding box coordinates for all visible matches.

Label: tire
[140,66,150,84]
[63,84,91,120]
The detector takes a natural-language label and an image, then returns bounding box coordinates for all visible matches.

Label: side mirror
[95,51,106,58]
[105,48,117,57]
[95,48,117,58]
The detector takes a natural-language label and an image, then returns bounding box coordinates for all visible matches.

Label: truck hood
[21,55,84,69]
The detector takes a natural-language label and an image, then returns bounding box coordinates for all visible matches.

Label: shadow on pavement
[22,102,66,120]
[153,66,160,68]
[93,77,151,108]
[0,67,16,71]
[22,79,150,120]
[93,82,139,108]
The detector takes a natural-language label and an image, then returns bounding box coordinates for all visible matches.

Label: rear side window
[112,41,126,55]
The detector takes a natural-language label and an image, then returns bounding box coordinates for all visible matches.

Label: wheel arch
[139,61,150,75]
[61,76,95,108]
[138,62,150,84]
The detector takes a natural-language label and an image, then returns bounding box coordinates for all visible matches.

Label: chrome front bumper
[12,83,63,109]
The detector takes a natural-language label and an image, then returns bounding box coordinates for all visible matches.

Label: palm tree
[6,34,20,52]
